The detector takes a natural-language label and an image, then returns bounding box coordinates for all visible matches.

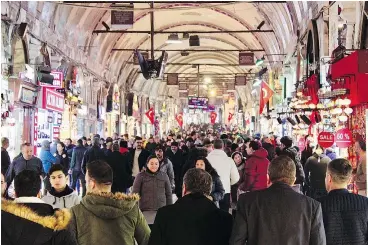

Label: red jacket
[239,148,270,192]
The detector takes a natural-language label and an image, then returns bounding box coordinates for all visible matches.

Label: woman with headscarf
[39,140,56,194]
[195,156,224,207]
[304,144,331,199]
[230,151,245,203]
[132,155,173,211]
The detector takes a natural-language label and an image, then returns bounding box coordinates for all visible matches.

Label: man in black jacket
[166,141,184,198]
[81,137,106,174]
[129,137,151,177]
[1,170,76,245]
[279,136,305,188]
[70,139,87,196]
[107,143,133,193]
[230,155,326,245]
[148,168,232,245]
[1,137,10,175]
[319,158,368,245]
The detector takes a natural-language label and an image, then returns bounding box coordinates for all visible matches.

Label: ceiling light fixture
[204,77,211,84]
[183,32,190,39]
[257,20,266,30]
[166,33,182,44]
[102,21,110,31]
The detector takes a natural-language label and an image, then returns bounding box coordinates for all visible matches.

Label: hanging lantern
[342,98,351,106]
[309,103,316,109]
[338,115,348,122]
[335,108,343,114]
[344,107,353,114]
[317,103,324,109]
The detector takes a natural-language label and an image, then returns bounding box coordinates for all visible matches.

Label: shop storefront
[35,87,64,156]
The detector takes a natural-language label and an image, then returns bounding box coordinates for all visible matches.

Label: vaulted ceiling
[12,1,313,101]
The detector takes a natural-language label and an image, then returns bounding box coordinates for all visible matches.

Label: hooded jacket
[6,156,45,186]
[1,199,76,245]
[39,149,56,174]
[239,148,270,192]
[132,170,173,211]
[69,192,150,245]
[42,185,81,209]
[280,146,305,184]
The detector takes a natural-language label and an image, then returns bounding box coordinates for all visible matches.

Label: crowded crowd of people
[1,128,368,245]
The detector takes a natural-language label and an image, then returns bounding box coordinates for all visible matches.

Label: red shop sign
[42,88,64,113]
[298,137,306,151]
[335,128,353,148]
[53,126,60,139]
[318,132,335,148]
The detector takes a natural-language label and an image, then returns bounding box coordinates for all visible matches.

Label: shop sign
[111,4,134,29]
[53,126,60,139]
[318,132,335,148]
[235,76,247,86]
[239,52,254,66]
[20,86,37,105]
[43,88,64,113]
[39,71,64,88]
[335,128,353,148]
[33,108,38,154]
[298,137,306,151]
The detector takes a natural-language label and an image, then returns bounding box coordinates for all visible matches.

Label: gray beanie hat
[41,140,51,150]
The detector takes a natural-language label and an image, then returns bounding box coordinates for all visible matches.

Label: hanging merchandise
[154,119,160,136]
[259,81,274,114]
[145,108,155,124]
[175,113,183,128]
[335,128,353,148]
[318,132,335,148]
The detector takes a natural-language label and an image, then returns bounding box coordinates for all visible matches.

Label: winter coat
[159,158,175,191]
[319,189,368,245]
[6,156,45,185]
[81,145,106,174]
[279,146,305,184]
[354,155,367,191]
[129,149,151,171]
[239,148,270,192]
[1,199,77,245]
[55,151,69,174]
[69,192,150,245]
[132,171,173,211]
[107,151,134,192]
[70,145,87,172]
[1,147,10,175]
[166,149,184,196]
[148,193,233,245]
[230,182,326,245]
[304,153,331,199]
[211,174,225,206]
[39,149,56,174]
[42,185,81,209]
[207,149,240,193]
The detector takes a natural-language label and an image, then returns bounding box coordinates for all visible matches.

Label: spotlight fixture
[257,20,265,30]
[183,32,190,39]
[102,21,110,31]
[204,77,211,84]
[181,51,189,56]
[277,115,282,124]
[256,56,265,66]
[166,33,182,44]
